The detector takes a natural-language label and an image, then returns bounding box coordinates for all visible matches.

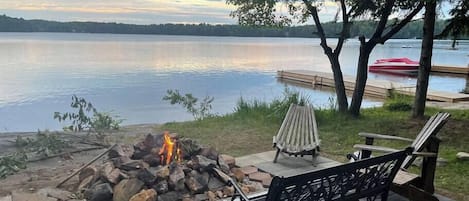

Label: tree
[438,0,469,49]
[227,0,352,113]
[413,0,437,118]
[228,0,424,116]
[413,0,468,118]
[348,0,424,116]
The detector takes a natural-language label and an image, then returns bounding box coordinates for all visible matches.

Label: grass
[157,92,469,200]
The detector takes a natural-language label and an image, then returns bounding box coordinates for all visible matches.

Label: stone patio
[232,150,454,201]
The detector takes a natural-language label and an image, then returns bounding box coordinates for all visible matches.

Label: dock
[431,65,469,75]
[277,70,469,103]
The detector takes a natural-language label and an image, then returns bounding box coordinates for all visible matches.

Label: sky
[0,1,453,25]
[0,0,339,25]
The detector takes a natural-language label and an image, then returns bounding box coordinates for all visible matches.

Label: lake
[0,33,467,132]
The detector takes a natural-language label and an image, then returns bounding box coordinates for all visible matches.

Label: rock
[241,185,250,194]
[84,183,113,201]
[230,168,245,182]
[78,165,98,182]
[194,193,208,201]
[113,178,145,201]
[129,189,157,201]
[217,155,230,174]
[207,177,225,190]
[219,154,235,168]
[137,168,157,186]
[143,154,161,167]
[222,186,234,197]
[153,180,169,194]
[185,176,206,194]
[199,147,219,160]
[121,160,150,171]
[37,187,73,201]
[192,155,217,171]
[181,195,194,201]
[155,165,170,180]
[158,192,180,201]
[109,144,125,158]
[457,152,469,160]
[132,149,150,160]
[249,172,272,183]
[101,161,121,184]
[78,175,95,191]
[206,191,217,201]
[168,165,186,191]
[240,166,258,175]
[111,156,132,168]
[215,190,224,198]
[11,191,56,201]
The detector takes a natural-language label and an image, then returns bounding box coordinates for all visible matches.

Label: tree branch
[371,0,396,40]
[334,0,350,55]
[380,1,424,43]
[303,0,332,54]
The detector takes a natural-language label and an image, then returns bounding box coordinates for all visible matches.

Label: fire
[159,131,182,165]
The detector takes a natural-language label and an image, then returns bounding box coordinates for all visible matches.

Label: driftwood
[56,144,117,188]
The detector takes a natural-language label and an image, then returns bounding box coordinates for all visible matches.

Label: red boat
[369,57,419,75]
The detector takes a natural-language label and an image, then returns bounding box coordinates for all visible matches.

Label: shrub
[54,95,122,135]
[383,89,413,111]
[163,89,214,120]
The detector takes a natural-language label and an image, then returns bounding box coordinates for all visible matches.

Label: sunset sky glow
[0,0,342,25]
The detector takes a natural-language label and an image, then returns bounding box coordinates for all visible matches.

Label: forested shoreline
[0,15,464,39]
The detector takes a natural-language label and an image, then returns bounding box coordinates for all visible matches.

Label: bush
[163,89,214,120]
[54,95,122,136]
[383,89,413,111]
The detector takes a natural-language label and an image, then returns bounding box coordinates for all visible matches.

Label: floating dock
[431,65,469,75]
[277,70,469,103]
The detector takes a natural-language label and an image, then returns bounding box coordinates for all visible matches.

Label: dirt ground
[0,124,161,196]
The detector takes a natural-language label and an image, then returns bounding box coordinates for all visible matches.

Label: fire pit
[76,132,271,201]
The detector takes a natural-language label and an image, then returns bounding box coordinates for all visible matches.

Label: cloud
[0,0,342,24]
[0,0,236,24]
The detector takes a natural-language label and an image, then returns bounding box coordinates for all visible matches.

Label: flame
[158,131,182,165]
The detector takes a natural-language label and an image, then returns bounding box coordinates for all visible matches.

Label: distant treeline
[0,14,461,39]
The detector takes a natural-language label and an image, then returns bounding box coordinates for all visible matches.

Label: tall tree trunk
[413,0,437,118]
[349,37,373,116]
[329,54,348,112]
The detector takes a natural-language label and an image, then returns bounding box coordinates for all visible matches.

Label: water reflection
[0,33,467,132]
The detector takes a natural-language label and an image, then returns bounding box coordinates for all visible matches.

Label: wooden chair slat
[273,104,320,163]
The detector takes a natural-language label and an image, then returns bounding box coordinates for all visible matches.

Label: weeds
[383,88,413,111]
[163,89,214,120]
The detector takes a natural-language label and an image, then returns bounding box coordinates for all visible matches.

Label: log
[56,144,117,187]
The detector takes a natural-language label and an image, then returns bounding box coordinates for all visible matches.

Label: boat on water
[369,57,419,76]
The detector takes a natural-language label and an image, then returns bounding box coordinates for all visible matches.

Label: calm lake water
[0,33,468,132]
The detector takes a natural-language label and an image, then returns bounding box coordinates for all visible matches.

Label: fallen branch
[56,144,117,188]
[27,146,106,162]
